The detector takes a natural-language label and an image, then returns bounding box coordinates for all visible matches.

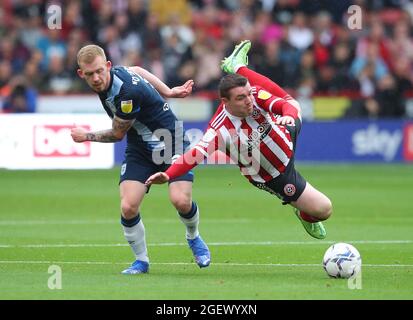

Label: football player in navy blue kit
[71,45,210,274]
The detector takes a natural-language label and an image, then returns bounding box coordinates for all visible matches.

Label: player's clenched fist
[71,127,88,143]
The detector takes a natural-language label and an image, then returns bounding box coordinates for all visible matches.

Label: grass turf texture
[0,164,412,300]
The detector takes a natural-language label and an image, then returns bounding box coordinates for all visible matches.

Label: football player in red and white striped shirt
[146,40,332,239]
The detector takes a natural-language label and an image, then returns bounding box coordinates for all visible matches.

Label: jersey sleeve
[253,86,298,119]
[193,127,219,158]
[237,66,291,99]
[165,127,219,179]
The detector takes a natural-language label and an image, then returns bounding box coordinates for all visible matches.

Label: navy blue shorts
[119,152,194,186]
[251,118,307,204]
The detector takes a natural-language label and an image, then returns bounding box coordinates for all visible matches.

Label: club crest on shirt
[121,100,133,113]
[257,89,271,100]
[284,183,296,196]
[252,108,260,119]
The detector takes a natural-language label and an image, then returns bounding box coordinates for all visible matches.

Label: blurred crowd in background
[0,0,413,119]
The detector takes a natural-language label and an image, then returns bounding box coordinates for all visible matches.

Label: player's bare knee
[121,201,139,219]
[170,197,192,214]
[318,199,332,221]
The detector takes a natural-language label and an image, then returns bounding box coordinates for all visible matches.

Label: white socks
[121,202,200,263]
[179,202,200,240]
[121,218,149,263]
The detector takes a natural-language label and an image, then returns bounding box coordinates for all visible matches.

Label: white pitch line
[0,260,411,268]
[0,218,251,226]
[0,240,411,249]
[0,220,117,226]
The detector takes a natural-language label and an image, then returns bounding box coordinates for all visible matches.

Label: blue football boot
[187,235,211,268]
[121,260,149,275]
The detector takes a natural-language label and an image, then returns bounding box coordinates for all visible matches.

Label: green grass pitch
[0,164,412,300]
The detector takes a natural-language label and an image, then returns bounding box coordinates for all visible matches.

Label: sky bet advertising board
[296,120,412,163]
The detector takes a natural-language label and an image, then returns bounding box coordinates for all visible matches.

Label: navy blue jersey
[98,66,188,162]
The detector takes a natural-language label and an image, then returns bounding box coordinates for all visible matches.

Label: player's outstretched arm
[130,66,194,98]
[146,146,208,186]
[238,67,302,120]
[254,88,298,126]
[71,116,134,143]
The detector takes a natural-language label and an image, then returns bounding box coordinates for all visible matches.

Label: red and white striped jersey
[194,86,295,183]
